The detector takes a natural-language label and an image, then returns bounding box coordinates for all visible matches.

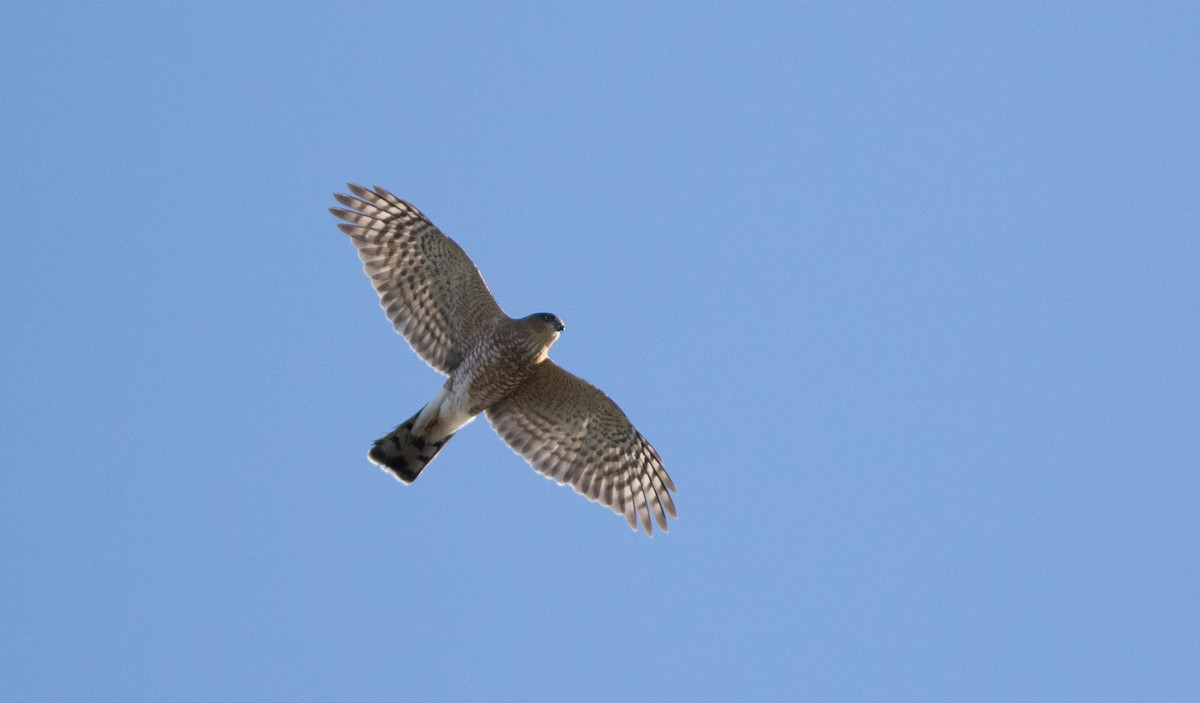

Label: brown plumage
[331,184,677,534]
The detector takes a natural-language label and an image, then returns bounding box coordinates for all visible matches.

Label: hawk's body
[330,184,677,534]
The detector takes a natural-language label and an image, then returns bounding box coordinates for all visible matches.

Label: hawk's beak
[553,320,565,332]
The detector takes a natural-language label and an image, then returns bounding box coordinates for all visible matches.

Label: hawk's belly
[414,344,534,442]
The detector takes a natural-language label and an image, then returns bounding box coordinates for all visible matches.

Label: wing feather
[486,360,677,535]
[331,184,506,374]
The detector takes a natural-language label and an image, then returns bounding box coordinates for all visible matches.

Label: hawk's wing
[486,360,677,535]
[331,184,506,374]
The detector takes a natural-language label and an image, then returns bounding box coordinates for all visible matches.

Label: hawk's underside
[330,184,677,535]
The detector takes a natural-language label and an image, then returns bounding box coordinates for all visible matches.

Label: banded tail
[368,410,454,483]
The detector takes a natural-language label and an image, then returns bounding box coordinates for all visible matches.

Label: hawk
[330,184,677,534]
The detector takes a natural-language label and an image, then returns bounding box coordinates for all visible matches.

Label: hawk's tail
[367,410,454,484]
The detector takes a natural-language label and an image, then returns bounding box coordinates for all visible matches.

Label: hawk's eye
[542,314,554,322]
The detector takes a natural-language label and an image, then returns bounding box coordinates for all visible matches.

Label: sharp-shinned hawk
[330,184,677,535]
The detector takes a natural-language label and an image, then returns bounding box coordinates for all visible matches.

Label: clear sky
[2,2,1197,701]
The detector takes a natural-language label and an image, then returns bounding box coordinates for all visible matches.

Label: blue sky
[2,2,1197,700]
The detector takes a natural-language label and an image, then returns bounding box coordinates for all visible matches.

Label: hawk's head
[519,312,564,361]
[530,312,565,332]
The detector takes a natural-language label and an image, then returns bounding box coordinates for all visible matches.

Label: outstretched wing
[331,184,507,374]
[486,360,677,535]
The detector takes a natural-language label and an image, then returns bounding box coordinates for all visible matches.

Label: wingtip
[662,491,678,519]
